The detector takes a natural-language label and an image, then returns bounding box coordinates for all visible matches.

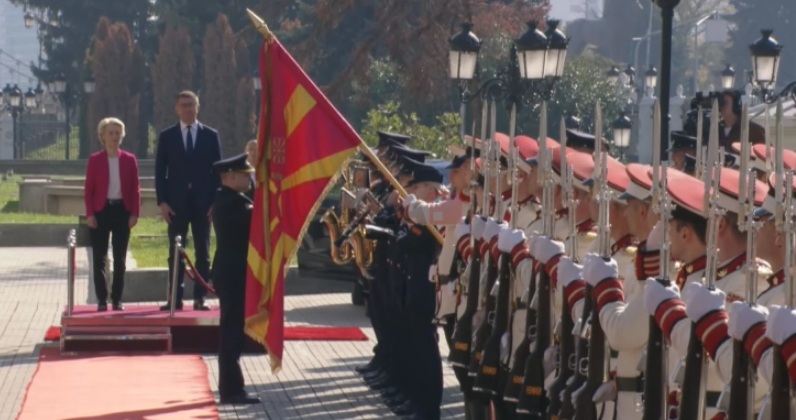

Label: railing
[66,228,76,316]
[168,236,182,318]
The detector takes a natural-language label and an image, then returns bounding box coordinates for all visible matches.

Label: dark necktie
[186,125,194,154]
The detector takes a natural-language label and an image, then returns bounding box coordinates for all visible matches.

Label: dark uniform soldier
[210,153,261,405]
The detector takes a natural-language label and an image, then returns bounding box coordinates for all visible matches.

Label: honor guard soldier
[375,130,412,157]
[210,153,261,405]
[643,168,770,418]
[579,163,677,419]
[395,163,445,419]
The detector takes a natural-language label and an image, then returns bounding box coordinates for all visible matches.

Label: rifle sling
[615,376,644,393]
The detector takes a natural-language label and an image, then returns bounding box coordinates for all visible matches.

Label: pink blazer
[84,150,141,217]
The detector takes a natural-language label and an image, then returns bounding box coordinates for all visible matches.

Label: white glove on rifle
[727,301,768,341]
[498,228,526,253]
[483,219,503,242]
[683,282,725,322]
[454,218,470,241]
[472,216,487,240]
[402,193,417,209]
[765,305,796,345]
[529,236,565,264]
[558,257,584,289]
[582,253,619,287]
[643,278,680,316]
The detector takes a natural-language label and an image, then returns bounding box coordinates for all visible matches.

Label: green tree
[87,17,144,155]
[201,14,238,156]
[360,101,461,158]
[152,24,195,133]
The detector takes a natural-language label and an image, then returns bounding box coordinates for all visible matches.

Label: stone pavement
[0,247,465,419]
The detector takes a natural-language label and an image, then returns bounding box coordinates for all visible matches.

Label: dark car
[296,159,452,305]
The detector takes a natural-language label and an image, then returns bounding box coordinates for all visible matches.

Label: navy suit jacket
[155,122,222,214]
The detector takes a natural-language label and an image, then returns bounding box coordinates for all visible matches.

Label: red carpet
[46,325,367,342]
[17,347,218,420]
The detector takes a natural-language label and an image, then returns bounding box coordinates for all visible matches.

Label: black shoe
[380,386,402,398]
[384,395,408,408]
[355,362,378,374]
[363,370,386,381]
[369,379,393,391]
[390,401,415,416]
[219,392,261,405]
[160,302,183,311]
[97,302,108,312]
[193,301,211,311]
[112,302,124,311]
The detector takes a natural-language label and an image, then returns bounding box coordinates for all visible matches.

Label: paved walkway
[0,247,465,419]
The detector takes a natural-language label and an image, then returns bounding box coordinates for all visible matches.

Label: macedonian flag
[245,31,362,372]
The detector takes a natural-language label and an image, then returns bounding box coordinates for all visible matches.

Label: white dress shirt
[179,121,199,150]
[107,156,122,200]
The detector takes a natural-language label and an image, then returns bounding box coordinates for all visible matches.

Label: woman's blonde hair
[97,117,126,142]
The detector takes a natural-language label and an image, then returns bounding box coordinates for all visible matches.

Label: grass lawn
[1,175,213,267]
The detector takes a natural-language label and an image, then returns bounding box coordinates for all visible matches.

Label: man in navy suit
[155,90,222,311]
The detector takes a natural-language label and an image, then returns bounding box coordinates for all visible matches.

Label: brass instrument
[320,164,378,277]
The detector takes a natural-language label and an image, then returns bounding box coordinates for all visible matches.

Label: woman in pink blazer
[84,117,141,311]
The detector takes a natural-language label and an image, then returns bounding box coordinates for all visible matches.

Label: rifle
[470,100,502,384]
[728,102,757,420]
[449,102,488,369]
[504,261,537,403]
[552,131,584,420]
[643,99,672,420]
[770,100,792,420]
[679,98,724,420]
[573,101,610,420]
[514,102,555,418]
[474,100,520,397]
[544,116,576,419]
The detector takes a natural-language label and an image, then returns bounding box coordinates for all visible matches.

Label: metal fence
[18,113,76,160]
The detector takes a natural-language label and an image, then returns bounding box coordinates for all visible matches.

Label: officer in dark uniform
[392,163,445,419]
[362,156,422,416]
[210,153,260,405]
[668,131,698,172]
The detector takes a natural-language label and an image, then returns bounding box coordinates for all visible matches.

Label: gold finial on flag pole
[246,8,274,42]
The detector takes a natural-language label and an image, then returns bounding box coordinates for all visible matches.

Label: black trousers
[217,284,245,397]
[167,193,211,302]
[89,201,131,304]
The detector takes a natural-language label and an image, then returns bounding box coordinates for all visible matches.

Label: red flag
[245,36,362,372]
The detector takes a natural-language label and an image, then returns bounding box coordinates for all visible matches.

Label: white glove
[643,278,680,316]
[498,228,526,253]
[727,301,769,341]
[402,193,417,209]
[454,218,470,241]
[582,253,619,287]
[765,305,796,345]
[530,236,565,264]
[683,282,725,322]
[472,216,486,240]
[558,257,584,288]
[483,219,502,242]
[646,220,664,251]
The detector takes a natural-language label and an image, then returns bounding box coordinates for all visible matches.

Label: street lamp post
[748,30,796,104]
[449,20,568,132]
[612,112,632,160]
[720,64,736,90]
[653,0,681,161]
[1,84,30,159]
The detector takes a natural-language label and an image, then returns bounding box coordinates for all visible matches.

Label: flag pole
[245,8,443,246]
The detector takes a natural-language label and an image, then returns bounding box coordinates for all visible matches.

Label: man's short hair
[672,206,708,246]
[97,117,125,139]
[176,90,200,106]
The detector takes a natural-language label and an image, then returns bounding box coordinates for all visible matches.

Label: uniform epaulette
[582,231,598,240]
[622,245,638,256]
